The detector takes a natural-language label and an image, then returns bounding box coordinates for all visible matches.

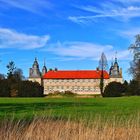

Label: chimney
[54,68,58,71]
[49,68,53,71]
[96,67,99,71]
[120,68,122,77]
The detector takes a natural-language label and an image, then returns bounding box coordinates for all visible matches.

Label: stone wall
[28,78,42,85]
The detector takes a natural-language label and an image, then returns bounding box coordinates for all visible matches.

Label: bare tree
[129,34,140,85]
[99,53,108,96]
[0,58,4,80]
[7,61,25,81]
[14,68,25,81]
[0,74,5,80]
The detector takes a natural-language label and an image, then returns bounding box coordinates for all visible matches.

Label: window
[74,87,77,91]
[71,86,74,90]
[77,86,79,90]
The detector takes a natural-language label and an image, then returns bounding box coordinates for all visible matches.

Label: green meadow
[0,96,140,121]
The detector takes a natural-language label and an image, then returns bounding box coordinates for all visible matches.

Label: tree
[17,81,44,97]
[122,80,128,93]
[0,74,5,80]
[99,53,108,96]
[103,82,124,97]
[127,80,140,96]
[129,35,140,85]
[0,61,43,97]
[0,80,44,97]
[0,79,10,97]
[13,68,25,81]
[7,61,16,79]
[6,61,25,81]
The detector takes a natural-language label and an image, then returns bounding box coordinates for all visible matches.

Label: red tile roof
[43,70,110,79]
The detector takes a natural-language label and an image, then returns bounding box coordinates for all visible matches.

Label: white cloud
[69,3,140,24]
[0,28,50,49]
[42,41,131,61]
[119,28,140,38]
[0,0,53,15]
[114,0,140,3]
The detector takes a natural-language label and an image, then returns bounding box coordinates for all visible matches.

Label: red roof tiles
[43,70,110,79]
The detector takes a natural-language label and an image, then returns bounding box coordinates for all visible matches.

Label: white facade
[109,78,123,83]
[43,78,109,95]
[28,78,42,85]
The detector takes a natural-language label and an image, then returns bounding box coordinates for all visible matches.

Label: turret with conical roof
[109,56,122,78]
[42,59,47,76]
[29,58,41,78]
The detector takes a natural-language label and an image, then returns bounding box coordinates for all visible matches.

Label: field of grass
[1,96,140,139]
[0,96,140,122]
[1,118,140,140]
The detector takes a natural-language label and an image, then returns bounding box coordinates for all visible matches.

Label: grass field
[0,96,140,122]
[1,96,140,139]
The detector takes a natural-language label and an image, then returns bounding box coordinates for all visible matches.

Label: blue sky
[0,0,139,80]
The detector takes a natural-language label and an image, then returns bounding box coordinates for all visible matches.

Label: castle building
[29,57,123,95]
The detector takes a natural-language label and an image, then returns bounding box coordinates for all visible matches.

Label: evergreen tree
[7,61,16,79]
[103,82,124,97]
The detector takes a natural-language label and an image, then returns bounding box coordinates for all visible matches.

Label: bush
[127,80,140,96]
[63,91,77,96]
[0,80,10,97]
[48,91,62,96]
[17,81,44,97]
[48,91,77,97]
[122,80,129,93]
[103,82,125,97]
[0,79,44,97]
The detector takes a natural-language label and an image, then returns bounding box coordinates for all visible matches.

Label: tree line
[0,61,43,97]
[102,35,140,97]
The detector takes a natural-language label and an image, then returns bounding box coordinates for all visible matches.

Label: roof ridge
[43,70,110,79]
[48,70,107,72]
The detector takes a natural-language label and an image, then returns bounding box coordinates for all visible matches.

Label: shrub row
[103,80,140,97]
[0,79,43,97]
[48,91,77,97]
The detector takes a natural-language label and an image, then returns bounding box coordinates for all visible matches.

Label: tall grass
[0,116,140,140]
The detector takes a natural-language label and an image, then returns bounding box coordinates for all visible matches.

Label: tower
[109,56,123,83]
[42,59,47,76]
[29,58,42,84]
